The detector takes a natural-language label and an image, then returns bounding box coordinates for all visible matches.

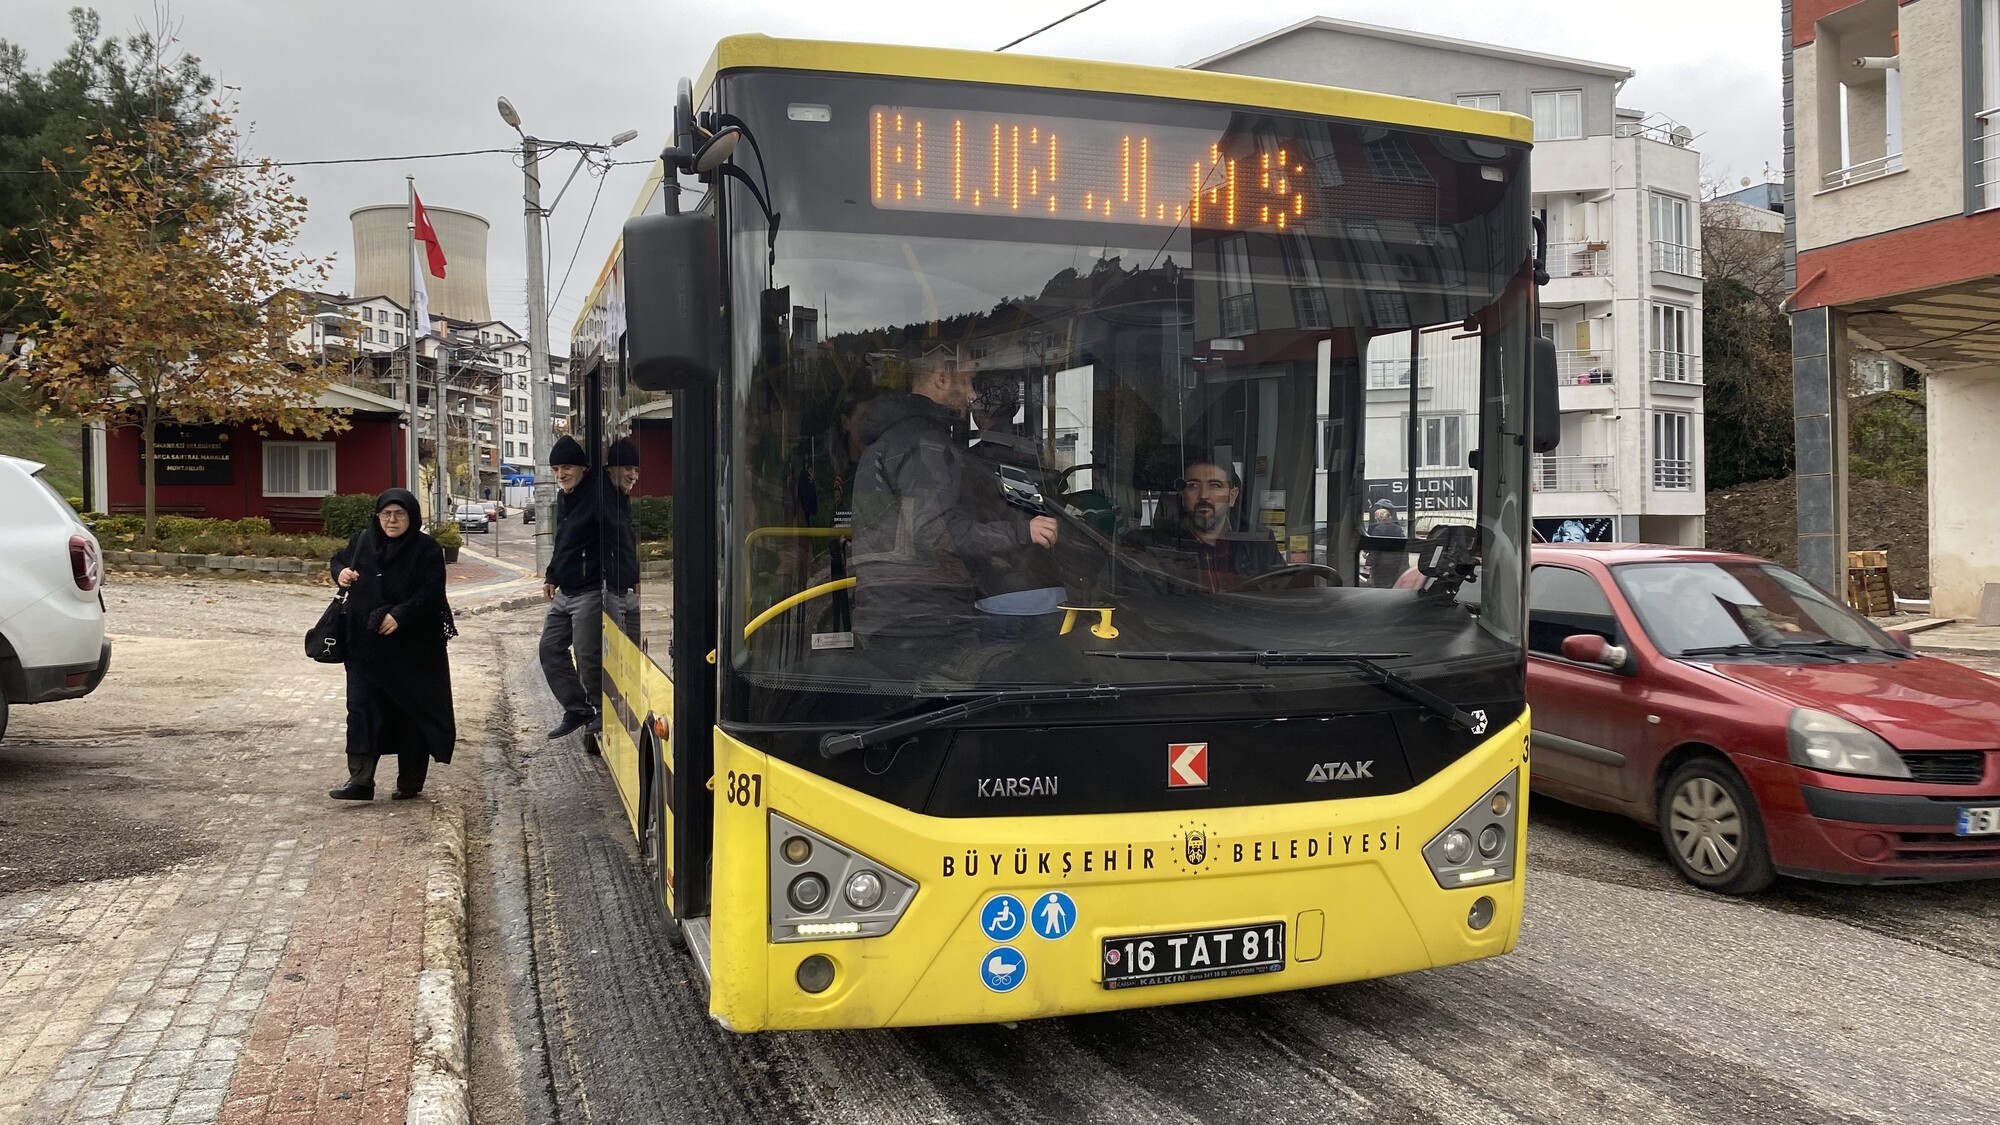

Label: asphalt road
[467,611,2000,1125]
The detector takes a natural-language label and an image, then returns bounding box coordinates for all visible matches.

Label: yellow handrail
[709,575,860,664]
[742,526,852,610]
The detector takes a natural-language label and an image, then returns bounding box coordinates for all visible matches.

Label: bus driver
[1140,460,1282,593]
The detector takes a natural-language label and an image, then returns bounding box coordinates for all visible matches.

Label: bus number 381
[725,771,762,808]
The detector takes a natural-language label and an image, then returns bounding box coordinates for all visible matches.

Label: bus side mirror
[623,211,720,392]
[1532,334,1560,453]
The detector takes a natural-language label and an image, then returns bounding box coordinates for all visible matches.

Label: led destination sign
[871,105,1320,232]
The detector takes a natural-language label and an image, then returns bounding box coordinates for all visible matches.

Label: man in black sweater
[540,435,602,738]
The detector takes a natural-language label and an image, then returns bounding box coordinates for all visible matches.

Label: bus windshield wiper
[818,680,1270,758]
[1090,650,1482,731]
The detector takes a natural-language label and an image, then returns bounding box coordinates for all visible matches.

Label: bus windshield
[718,73,1532,727]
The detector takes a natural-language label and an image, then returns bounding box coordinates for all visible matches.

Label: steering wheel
[1055,462,1111,493]
[1229,563,1344,592]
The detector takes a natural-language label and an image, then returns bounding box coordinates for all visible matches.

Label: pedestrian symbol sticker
[979,894,1025,941]
[981,946,1026,993]
[1032,891,1076,939]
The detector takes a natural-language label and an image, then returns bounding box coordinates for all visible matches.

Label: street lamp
[496,97,635,571]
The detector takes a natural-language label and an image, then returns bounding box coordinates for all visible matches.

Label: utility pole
[520,137,554,572]
[497,97,636,574]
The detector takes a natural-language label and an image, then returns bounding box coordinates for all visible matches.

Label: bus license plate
[1100,922,1285,990]
[1958,806,2000,836]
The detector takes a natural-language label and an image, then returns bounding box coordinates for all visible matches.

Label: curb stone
[407,807,472,1125]
[459,593,546,617]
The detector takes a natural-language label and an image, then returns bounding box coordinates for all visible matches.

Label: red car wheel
[1658,757,1776,895]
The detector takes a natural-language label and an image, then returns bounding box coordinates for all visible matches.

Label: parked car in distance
[0,455,110,741]
[521,503,535,524]
[484,499,505,522]
[1526,543,2000,894]
[454,503,492,533]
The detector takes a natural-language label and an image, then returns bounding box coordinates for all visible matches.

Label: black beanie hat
[549,434,589,467]
[608,437,640,467]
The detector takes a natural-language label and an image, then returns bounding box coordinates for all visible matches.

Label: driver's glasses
[1181,476,1232,498]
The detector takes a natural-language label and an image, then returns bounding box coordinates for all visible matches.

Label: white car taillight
[69,533,101,592]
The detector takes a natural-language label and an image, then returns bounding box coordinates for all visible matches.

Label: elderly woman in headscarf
[326,488,457,800]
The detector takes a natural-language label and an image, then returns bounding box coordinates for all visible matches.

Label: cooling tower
[350,204,491,323]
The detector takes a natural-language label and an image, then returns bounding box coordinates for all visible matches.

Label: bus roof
[698,35,1533,145]
[573,34,1533,340]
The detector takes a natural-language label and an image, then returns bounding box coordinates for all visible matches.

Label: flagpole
[405,175,421,510]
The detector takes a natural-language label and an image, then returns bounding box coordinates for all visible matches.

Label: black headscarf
[362,488,424,571]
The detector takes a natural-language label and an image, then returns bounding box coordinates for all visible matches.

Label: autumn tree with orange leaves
[4,106,340,541]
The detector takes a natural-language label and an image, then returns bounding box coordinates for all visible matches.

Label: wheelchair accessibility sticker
[980,894,1026,942]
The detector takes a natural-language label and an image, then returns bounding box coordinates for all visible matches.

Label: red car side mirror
[1886,628,1913,650]
[1561,634,1629,670]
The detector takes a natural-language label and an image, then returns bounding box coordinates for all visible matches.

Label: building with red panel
[1784,0,2000,614]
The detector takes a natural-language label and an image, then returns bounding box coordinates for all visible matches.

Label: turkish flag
[412,192,447,279]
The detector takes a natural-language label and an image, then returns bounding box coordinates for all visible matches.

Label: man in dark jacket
[850,358,1058,651]
[540,434,602,738]
[602,437,642,641]
[1135,460,1282,592]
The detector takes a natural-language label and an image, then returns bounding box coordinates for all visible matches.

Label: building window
[1649,193,1696,274]
[362,307,374,323]
[1531,90,1583,141]
[1218,235,1257,337]
[1650,303,1697,382]
[1405,413,1466,469]
[394,332,405,346]
[1981,0,2000,208]
[1456,93,1500,112]
[1653,412,1691,489]
[263,442,336,497]
[363,327,374,344]
[395,313,405,328]
[1279,232,1330,329]
[1365,137,1437,187]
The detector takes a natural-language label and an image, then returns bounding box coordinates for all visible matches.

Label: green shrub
[433,520,462,549]
[66,496,85,513]
[320,493,377,539]
[85,514,145,543]
[632,496,674,542]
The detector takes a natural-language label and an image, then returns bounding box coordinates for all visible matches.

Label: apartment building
[1193,17,1708,544]
[1783,0,2000,614]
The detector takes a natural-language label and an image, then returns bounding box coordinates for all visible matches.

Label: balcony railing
[1365,357,1433,390]
[1653,458,1692,490]
[1823,152,1904,191]
[1556,350,1613,387]
[1534,454,1616,492]
[1650,350,1702,384]
[1545,241,1610,278]
[1979,110,2000,211]
[1651,241,1699,276]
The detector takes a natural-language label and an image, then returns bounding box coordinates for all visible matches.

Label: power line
[996,0,1113,51]
[0,146,524,176]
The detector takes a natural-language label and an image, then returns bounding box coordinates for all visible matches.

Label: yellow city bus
[571,35,1558,1031]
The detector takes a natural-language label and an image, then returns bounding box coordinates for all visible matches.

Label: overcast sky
[10,1,1783,343]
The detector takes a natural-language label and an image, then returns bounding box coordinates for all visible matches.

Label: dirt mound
[1705,475,1928,599]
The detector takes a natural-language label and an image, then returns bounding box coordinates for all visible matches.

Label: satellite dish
[1741,176,1752,186]
[1670,125,1694,147]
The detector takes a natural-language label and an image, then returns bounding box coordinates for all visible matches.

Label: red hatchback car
[1526,544,2000,894]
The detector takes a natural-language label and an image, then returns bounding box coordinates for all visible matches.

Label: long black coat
[329,529,457,762]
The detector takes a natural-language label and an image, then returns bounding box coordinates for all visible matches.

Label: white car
[0,455,110,741]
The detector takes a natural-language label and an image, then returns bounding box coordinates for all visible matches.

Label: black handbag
[305,589,349,664]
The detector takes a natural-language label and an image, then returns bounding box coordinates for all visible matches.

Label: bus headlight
[768,812,917,943]
[843,870,885,911]
[788,873,829,912]
[1423,770,1519,890]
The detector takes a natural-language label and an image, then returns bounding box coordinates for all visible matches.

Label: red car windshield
[1613,561,1891,656]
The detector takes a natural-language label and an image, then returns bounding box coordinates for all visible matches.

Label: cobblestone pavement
[0,576,497,1124]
